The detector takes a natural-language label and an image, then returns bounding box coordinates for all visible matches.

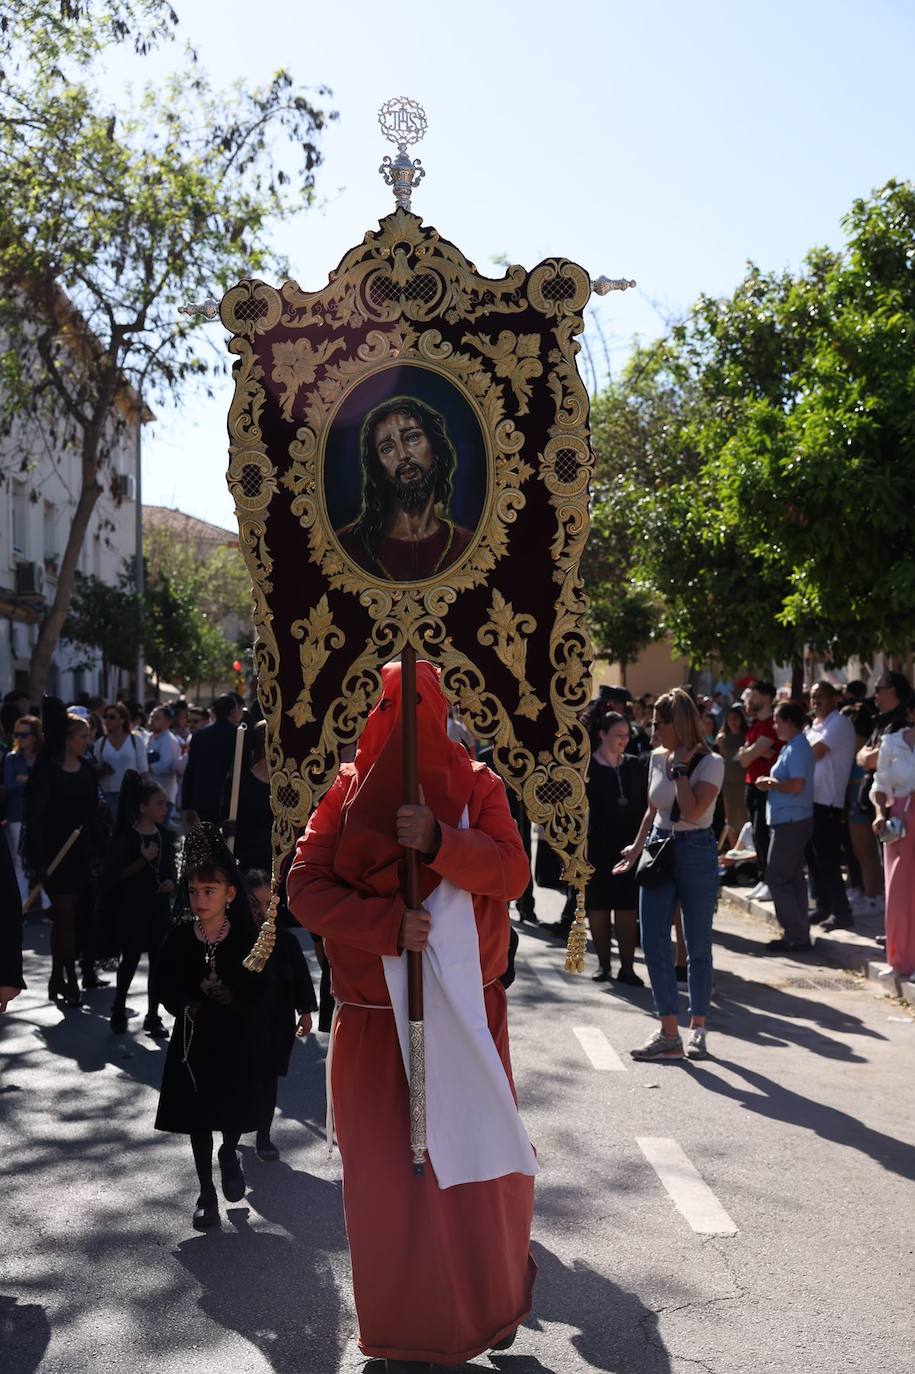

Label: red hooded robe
[287,661,536,1365]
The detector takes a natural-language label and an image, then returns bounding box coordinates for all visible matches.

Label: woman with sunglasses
[97,702,149,821]
[614,688,724,1061]
[2,715,44,903]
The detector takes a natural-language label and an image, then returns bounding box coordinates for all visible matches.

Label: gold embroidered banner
[222,209,595,911]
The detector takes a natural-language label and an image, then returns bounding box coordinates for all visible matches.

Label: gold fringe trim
[243,889,278,973]
[564,887,588,974]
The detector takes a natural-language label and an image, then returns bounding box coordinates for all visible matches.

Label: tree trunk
[29,472,102,701]
[790,655,804,702]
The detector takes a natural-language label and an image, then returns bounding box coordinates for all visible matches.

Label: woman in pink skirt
[873,697,915,979]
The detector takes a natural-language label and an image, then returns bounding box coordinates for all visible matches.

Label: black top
[585,753,649,909]
[154,918,269,1135]
[22,760,109,893]
[181,718,239,821]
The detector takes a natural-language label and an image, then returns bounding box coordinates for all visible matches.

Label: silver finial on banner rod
[378,96,427,211]
[591,276,637,294]
[177,297,220,320]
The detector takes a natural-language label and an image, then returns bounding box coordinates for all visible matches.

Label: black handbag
[635,752,704,889]
[636,832,675,888]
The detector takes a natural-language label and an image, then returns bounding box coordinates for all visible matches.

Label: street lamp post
[135,395,144,703]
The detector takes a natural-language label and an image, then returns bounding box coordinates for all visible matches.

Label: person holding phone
[614,689,724,1062]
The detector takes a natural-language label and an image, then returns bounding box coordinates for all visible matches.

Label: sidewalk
[718,884,915,1009]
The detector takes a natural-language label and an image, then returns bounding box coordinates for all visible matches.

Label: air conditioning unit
[116,472,137,501]
[16,561,45,597]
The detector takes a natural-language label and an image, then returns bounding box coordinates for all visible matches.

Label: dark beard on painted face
[388,459,438,515]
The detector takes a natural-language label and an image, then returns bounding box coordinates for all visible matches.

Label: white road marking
[572,1025,626,1072]
[636,1137,738,1235]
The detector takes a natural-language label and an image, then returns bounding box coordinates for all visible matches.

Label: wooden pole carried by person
[22,826,82,913]
[400,643,427,1176]
[225,721,247,855]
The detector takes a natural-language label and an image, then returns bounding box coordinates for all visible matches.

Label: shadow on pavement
[709,964,882,1061]
[689,1058,915,1183]
[175,1166,348,1374]
[516,1240,671,1374]
[2,1294,51,1374]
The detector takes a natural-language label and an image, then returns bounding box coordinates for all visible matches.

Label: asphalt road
[2,885,914,1374]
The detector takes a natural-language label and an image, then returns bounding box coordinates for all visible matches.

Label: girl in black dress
[22,699,111,1006]
[102,771,177,1037]
[154,824,270,1230]
[586,711,649,984]
[245,870,316,1160]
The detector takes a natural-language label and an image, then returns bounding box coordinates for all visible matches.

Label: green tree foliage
[589,181,915,672]
[63,568,139,681]
[143,523,253,645]
[64,554,237,692]
[0,1,335,698]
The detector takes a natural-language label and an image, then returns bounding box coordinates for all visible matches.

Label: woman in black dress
[102,771,177,1037]
[22,700,111,1006]
[154,824,270,1230]
[586,711,649,984]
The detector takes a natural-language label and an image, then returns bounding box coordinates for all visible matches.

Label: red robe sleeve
[286,774,406,957]
[429,768,530,902]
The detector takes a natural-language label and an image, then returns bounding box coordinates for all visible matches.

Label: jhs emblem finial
[378,97,428,212]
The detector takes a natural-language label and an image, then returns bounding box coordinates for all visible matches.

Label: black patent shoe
[81,968,109,991]
[591,967,611,982]
[615,967,645,987]
[192,1193,219,1230]
[143,1013,169,1040]
[217,1145,246,1202]
[492,1327,518,1352]
[255,1137,280,1162]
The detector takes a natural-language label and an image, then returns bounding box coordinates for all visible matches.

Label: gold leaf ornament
[286,595,346,726]
[477,590,545,720]
[272,337,347,422]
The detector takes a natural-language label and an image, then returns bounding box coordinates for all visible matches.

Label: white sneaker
[877,966,900,980]
[754,884,772,903]
[747,883,763,899]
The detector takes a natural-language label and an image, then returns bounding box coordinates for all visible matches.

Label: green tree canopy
[0,1,335,698]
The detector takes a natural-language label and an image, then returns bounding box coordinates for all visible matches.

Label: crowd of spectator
[572,672,915,1006]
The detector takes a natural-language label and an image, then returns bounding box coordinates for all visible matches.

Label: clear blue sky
[135,0,915,528]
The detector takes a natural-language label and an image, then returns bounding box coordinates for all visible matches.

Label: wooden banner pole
[401,644,427,1175]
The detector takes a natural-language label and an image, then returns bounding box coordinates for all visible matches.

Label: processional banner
[217,101,633,971]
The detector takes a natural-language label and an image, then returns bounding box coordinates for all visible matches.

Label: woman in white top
[615,688,725,1062]
[872,698,915,979]
[97,702,149,821]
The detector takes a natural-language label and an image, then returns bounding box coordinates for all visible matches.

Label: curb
[718,886,915,1007]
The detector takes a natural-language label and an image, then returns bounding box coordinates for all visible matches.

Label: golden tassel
[243,888,278,973]
[564,886,588,973]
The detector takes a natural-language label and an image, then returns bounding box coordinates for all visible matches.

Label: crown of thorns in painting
[220,209,597,905]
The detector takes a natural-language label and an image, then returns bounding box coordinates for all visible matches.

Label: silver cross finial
[378,97,427,212]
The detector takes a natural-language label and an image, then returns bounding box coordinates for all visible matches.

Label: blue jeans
[639,828,718,1019]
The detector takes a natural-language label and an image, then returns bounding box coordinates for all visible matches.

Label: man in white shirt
[147,705,182,827]
[805,681,857,930]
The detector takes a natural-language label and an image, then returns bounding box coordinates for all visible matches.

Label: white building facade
[0,395,145,704]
